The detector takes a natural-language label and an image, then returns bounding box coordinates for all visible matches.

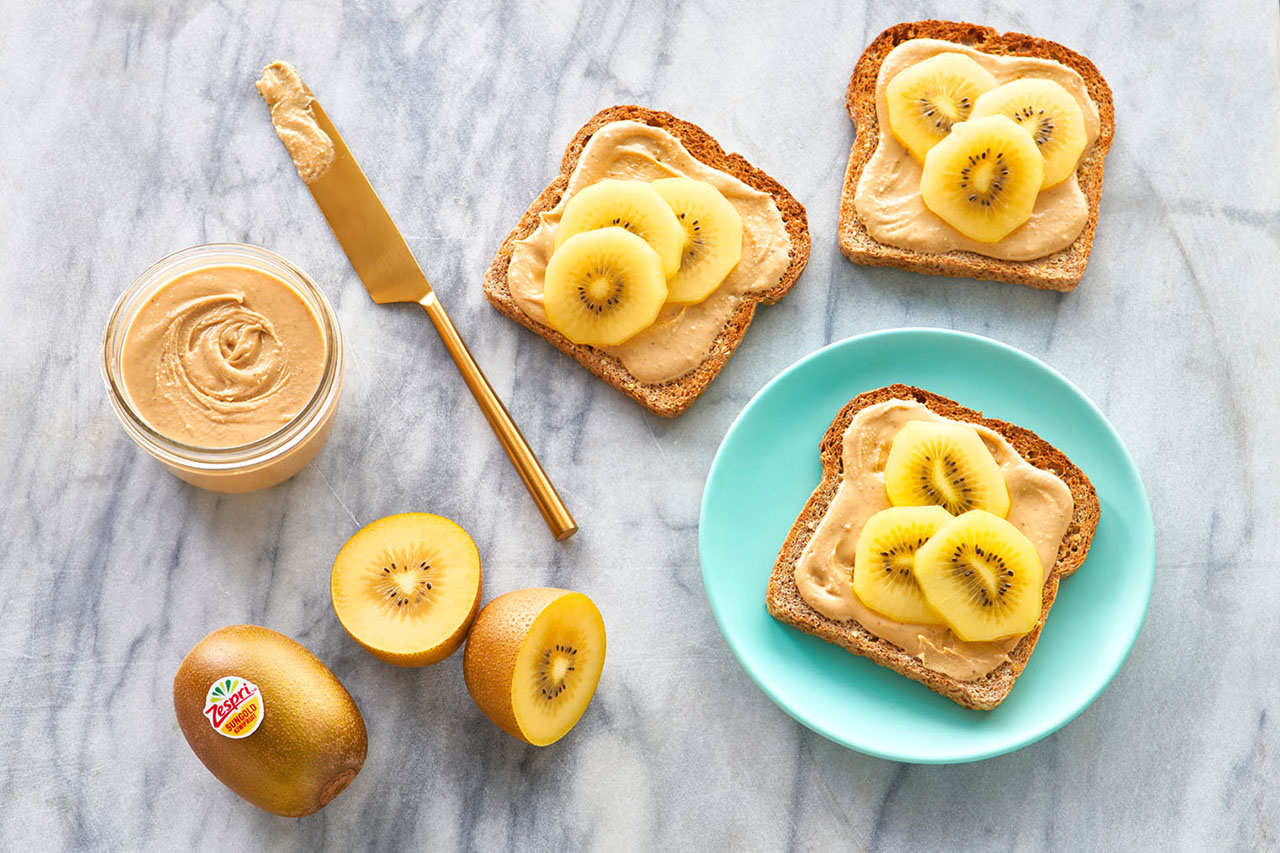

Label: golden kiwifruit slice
[885,52,998,162]
[971,78,1088,189]
[543,227,668,347]
[554,179,684,277]
[852,505,953,624]
[463,588,606,746]
[330,513,482,667]
[913,510,1043,642]
[883,420,1011,517]
[650,177,743,303]
[919,114,1045,243]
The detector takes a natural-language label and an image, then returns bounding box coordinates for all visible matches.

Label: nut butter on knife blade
[256,61,576,541]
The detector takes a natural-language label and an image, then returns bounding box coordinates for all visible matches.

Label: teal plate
[698,328,1154,764]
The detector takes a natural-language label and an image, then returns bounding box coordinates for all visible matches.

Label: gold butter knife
[257,63,576,540]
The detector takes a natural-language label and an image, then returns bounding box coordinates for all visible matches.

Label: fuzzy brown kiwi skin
[463,588,573,743]
[172,625,367,817]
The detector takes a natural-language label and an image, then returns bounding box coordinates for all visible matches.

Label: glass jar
[101,243,345,493]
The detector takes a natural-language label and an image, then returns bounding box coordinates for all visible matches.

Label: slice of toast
[483,106,810,417]
[837,21,1116,291]
[765,384,1100,710]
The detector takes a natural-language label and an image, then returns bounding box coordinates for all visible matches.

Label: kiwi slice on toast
[971,78,1088,189]
[852,505,953,624]
[883,420,1011,517]
[543,227,668,347]
[913,510,1043,642]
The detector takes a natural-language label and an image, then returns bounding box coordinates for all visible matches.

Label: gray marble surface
[2,0,1277,849]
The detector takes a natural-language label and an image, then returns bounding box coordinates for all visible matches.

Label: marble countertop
[3,0,1278,849]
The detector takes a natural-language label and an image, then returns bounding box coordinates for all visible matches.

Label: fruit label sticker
[203,676,265,739]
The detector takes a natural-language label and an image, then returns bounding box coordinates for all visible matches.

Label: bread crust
[482,105,811,417]
[764,384,1101,710]
[837,20,1116,291]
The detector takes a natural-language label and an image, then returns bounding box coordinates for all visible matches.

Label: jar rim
[101,243,345,472]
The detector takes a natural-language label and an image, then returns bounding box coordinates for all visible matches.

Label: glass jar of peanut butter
[102,243,344,492]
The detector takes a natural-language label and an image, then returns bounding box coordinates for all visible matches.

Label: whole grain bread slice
[837,21,1116,291]
[483,105,810,417]
[765,384,1100,710]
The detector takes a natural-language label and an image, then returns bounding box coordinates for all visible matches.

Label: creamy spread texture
[256,61,335,184]
[854,39,1101,261]
[507,120,792,384]
[793,400,1074,681]
[121,265,326,448]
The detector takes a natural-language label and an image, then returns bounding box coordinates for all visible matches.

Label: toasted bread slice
[837,21,1116,291]
[765,384,1100,710]
[483,106,810,417]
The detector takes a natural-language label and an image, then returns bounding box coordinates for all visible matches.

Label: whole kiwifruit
[172,625,367,817]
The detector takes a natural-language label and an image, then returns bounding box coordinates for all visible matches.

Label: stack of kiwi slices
[541,176,744,346]
[885,52,1089,242]
[851,420,1043,641]
[330,513,606,746]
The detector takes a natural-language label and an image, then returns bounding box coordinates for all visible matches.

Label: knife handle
[417,292,578,541]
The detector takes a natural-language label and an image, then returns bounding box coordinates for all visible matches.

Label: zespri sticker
[203,676,265,738]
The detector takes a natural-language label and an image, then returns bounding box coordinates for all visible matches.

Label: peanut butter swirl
[121,265,326,448]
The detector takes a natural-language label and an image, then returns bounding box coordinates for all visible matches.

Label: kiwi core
[538,643,579,700]
[580,273,623,312]
[961,151,1008,206]
[917,89,969,132]
[373,551,435,609]
[950,544,1013,607]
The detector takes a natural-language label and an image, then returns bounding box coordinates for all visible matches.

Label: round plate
[699,328,1153,764]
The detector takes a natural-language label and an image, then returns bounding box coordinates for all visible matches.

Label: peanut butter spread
[794,400,1074,681]
[854,39,1101,261]
[121,265,326,448]
[256,61,335,184]
[507,120,792,384]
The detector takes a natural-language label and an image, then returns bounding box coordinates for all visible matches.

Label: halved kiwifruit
[463,588,606,746]
[330,513,482,667]
[913,510,1043,642]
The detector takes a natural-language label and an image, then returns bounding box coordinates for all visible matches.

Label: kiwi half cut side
[463,588,606,746]
[330,513,483,667]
